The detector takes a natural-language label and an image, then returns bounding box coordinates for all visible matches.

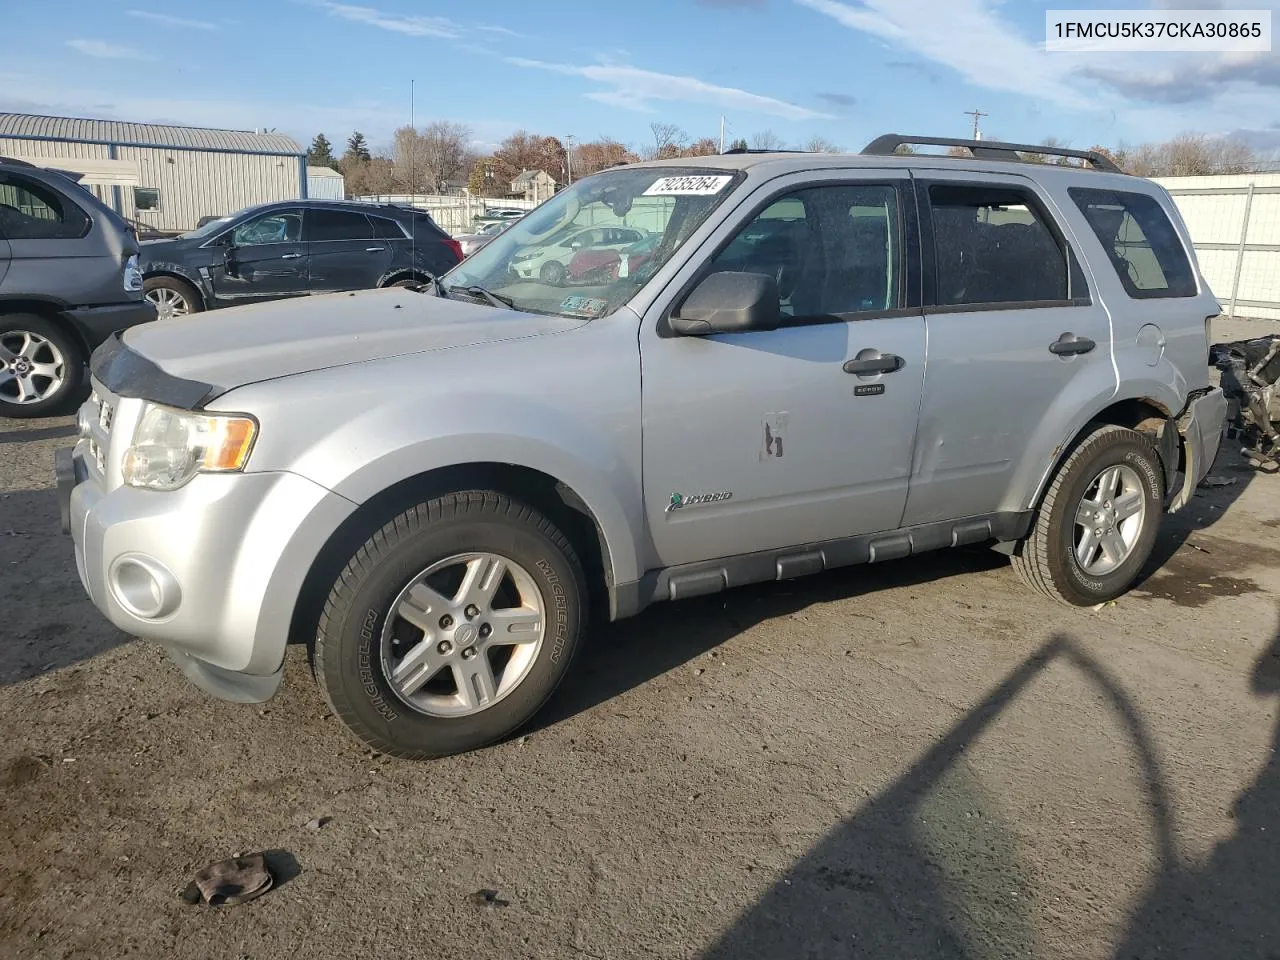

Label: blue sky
[2,0,1278,155]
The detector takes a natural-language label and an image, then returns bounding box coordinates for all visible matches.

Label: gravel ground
[2,317,1279,960]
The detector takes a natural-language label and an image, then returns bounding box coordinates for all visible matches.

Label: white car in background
[510,224,647,285]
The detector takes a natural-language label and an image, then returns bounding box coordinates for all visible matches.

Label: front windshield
[444,166,741,318]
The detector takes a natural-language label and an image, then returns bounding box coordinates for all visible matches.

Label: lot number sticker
[642,175,732,196]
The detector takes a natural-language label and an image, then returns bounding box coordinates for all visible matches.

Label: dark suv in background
[0,157,154,418]
[139,199,463,319]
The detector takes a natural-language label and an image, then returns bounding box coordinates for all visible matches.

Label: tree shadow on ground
[1110,614,1280,959]
[692,633,1179,960]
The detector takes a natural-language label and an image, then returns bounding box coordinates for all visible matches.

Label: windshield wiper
[449,284,517,310]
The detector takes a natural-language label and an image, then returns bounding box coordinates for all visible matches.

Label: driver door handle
[1049,333,1096,356]
[843,353,905,375]
[280,253,302,260]
[365,246,386,252]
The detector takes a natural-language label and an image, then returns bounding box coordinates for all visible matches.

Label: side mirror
[669,271,781,336]
[222,243,240,278]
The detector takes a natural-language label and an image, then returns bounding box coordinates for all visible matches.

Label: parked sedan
[510,225,646,285]
[139,200,462,319]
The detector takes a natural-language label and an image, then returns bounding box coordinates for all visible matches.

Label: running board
[613,511,1033,616]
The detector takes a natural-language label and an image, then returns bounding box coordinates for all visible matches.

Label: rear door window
[927,184,1068,306]
[1069,188,1196,299]
[0,174,90,240]
[306,209,374,243]
[371,216,405,240]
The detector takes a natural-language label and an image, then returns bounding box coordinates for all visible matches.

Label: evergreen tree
[345,131,372,163]
[306,133,338,169]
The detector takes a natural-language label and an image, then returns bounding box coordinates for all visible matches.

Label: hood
[120,287,588,394]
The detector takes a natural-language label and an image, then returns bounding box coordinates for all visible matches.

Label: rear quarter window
[1069,187,1196,299]
[0,174,91,240]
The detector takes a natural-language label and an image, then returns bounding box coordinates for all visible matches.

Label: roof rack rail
[722,147,811,155]
[860,134,1123,174]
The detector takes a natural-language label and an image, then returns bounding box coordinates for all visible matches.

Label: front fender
[142,259,209,303]
[327,405,646,585]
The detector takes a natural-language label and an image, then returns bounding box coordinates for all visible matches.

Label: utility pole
[720,116,725,154]
[964,109,988,141]
[565,134,574,185]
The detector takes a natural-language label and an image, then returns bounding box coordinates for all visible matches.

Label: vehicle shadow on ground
[1109,613,1280,958]
[534,547,1007,733]
[690,633,1180,959]
[0,488,130,687]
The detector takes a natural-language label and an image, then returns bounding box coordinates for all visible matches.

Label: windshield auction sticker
[560,296,609,317]
[643,175,733,196]
[1046,9,1271,51]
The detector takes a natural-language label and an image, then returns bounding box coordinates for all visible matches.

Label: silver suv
[57,136,1227,759]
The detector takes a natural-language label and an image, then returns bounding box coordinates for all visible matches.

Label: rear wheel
[1013,425,1164,605]
[314,491,587,758]
[143,276,201,321]
[0,315,85,419]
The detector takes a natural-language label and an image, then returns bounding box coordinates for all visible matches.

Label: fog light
[108,554,181,620]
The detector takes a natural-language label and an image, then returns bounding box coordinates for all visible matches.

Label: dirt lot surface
[2,317,1279,960]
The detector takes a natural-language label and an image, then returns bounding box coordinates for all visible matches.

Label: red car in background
[567,234,661,284]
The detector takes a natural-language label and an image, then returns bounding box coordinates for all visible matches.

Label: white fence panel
[353,194,538,235]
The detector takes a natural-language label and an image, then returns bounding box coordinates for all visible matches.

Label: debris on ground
[304,816,332,831]
[1199,475,1238,488]
[1091,601,1118,612]
[467,889,510,908]
[180,853,274,907]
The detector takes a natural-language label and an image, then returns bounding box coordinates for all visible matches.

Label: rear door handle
[843,353,905,375]
[280,253,302,260]
[1049,333,1096,356]
[366,246,386,252]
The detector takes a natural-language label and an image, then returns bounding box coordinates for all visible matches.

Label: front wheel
[1012,425,1165,606]
[143,276,201,321]
[314,491,587,758]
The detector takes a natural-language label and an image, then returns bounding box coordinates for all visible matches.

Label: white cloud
[507,58,833,121]
[126,10,218,31]
[477,24,523,38]
[66,39,146,60]
[794,0,1087,108]
[319,3,459,38]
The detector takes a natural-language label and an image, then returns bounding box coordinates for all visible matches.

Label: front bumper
[65,299,157,349]
[59,411,356,702]
[1169,387,1228,513]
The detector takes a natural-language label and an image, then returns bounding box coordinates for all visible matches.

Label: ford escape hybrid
[57,135,1227,759]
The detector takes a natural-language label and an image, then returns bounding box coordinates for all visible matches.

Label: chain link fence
[1154,173,1280,321]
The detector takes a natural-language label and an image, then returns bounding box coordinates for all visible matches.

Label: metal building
[0,112,306,233]
[306,165,346,200]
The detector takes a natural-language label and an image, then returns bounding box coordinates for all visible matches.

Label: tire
[540,260,566,286]
[143,276,202,321]
[1013,424,1165,606]
[314,491,587,758]
[388,279,418,288]
[0,314,86,419]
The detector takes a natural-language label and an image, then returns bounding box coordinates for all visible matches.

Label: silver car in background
[454,218,517,257]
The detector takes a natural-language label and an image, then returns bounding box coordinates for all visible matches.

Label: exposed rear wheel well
[379,270,431,287]
[290,463,612,653]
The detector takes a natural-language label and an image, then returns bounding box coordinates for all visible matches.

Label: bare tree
[573,138,640,176]
[419,121,474,190]
[683,137,720,157]
[647,122,688,160]
[802,135,841,153]
[750,130,787,151]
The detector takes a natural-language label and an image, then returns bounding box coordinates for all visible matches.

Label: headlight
[122,404,257,490]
